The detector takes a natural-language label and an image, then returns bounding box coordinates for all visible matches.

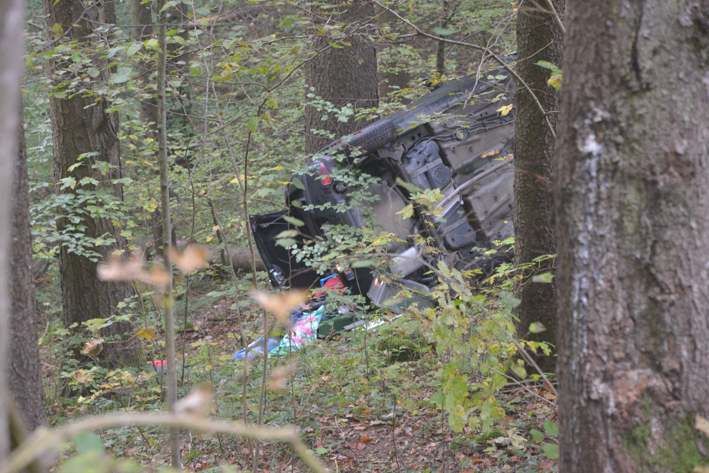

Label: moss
[375,336,420,362]
[474,428,505,444]
[623,414,709,473]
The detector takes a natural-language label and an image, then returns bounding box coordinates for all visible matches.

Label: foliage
[11,0,571,470]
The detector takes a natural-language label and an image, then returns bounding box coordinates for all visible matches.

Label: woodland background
[2,0,709,472]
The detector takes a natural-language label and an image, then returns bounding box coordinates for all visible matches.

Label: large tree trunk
[0,0,25,457]
[131,0,158,139]
[9,109,46,432]
[376,7,412,103]
[556,0,709,471]
[44,0,136,367]
[304,0,379,154]
[512,0,563,373]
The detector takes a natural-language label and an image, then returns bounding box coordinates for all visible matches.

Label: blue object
[320,273,339,287]
[234,337,279,360]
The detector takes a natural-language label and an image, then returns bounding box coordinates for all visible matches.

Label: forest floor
[37,271,558,473]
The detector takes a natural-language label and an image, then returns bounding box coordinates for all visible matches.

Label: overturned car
[251,67,516,312]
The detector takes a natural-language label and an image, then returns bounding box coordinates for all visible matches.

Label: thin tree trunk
[9,105,46,432]
[0,0,25,458]
[556,0,709,471]
[43,0,136,367]
[512,0,564,373]
[157,0,180,467]
[304,0,379,154]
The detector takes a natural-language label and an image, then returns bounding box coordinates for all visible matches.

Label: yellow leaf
[135,327,156,340]
[51,23,64,38]
[697,415,709,436]
[497,104,514,117]
[548,74,562,90]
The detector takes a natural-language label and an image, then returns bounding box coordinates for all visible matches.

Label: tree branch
[372,0,557,140]
[539,0,565,36]
[0,413,328,473]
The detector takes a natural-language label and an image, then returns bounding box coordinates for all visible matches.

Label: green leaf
[126,43,142,57]
[511,364,527,379]
[276,238,296,248]
[87,67,100,78]
[108,73,129,84]
[433,27,457,36]
[529,429,544,442]
[282,216,305,227]
[144,38,159,50]
[544,421,558,437]
[247,117,259,132]
[291,177,305,190]
[351,258,379,268]
[529,322,546,333]
[276,230,298,239]
[315,447,328,455]
[74,432,104,454]
[159,0,179,13]
[542,443,559,459]
[532,272,554,283]
[536,61,562,75]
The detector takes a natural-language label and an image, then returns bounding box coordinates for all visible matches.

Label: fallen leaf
[171,245,210,273]
[361,435,371,442]
[354,426,367,431]
[356,442,366,450]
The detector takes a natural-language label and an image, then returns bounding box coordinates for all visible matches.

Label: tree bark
[304,0,379,154]
[556,0,709,471]
[228,247,265,272]
[9,108,46,432]
[157,0,180,466]
[512,0,564,373]
[376,7,412,103]
[44,0,136,367]
[131,0,158,139]
[0,0,25,458]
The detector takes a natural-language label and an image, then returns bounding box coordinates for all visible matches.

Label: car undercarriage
[251,66,516,312]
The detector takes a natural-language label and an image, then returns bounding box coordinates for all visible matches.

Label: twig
[371,0,557,140]
[539,0,565,36]
[488,367,556,406]
[0,413,328,473]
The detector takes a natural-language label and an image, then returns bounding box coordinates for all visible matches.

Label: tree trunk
[555,0,709,471]
[44,0,136,367]
[377,7,412,103]
[131,0,158,139]
[157,0,180,466]
[512,0,563,373]
[0,0,25,458]
[9,108,46,432]
[304,0,379,154]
